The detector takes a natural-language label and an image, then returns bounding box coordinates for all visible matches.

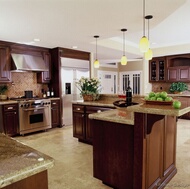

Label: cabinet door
[0,46,11,83]
[72,105,85,139]
[149,57,165,82]
[167,67,178,82]
[178,66,190,81]
[37,52,51,83]
[51,100,60,127]
[3,104,19,136]
[73,112,85,139]
[145,115,164,188]
[163,116,177,178]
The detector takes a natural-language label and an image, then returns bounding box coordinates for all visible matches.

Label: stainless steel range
[18,98,51,135]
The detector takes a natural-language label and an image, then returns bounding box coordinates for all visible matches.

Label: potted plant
[76,77,101,101]
[0,85,8,100]
[169,82,189,94]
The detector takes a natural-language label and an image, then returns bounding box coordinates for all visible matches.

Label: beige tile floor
[15,119,190,189]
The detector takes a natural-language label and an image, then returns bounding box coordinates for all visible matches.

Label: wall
[5,72,48,98]
[92,59,151,95]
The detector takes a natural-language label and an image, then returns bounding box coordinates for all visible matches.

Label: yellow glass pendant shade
[145,48,153,60]
[121,55,127,65]
[94,59,100,68]
[139,36,149,52]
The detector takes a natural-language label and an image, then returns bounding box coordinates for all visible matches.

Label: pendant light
[139,0,149,52]
[120,28,127,65]
[94,35,100,68]
[145,15,153,60]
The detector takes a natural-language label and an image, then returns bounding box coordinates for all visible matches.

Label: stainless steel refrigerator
[61,58,89,126]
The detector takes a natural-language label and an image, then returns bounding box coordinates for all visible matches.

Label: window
[119,71,142,94]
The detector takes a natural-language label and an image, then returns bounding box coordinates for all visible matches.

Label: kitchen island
[0,133,54,189]
[89,103,190,189]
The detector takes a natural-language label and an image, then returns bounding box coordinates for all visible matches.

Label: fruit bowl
[143,99,173,105]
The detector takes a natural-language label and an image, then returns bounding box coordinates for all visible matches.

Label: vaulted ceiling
[0,0,189,63]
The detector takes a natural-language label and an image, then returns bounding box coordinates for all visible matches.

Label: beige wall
[118,60,143,72]
[91,59,151,95]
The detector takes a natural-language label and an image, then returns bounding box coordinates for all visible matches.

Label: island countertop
[89,103,190,125]
[0,133,54,188]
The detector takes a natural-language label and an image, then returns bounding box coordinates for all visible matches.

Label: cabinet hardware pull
[97,110,101,113]
[53,103,56,105]
[8,107,13,110]
[14,112,16,114]
[77,108,81,111]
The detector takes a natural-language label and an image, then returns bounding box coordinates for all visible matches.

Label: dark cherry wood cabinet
[166,54,190,82]
[92,113,177,189]
[167,66,190,82]
[0,46,11,83]
[51,99,61,127]
[37,52,51,83]
[73,104,85,140]
[149,57,166,82]
[0,103,19,136]
[72,104,114,144]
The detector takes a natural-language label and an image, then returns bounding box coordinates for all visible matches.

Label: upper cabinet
[166,54,190,82]
[0,46,11,83]
[149,54,190,83]
[149,57,166,82]
[37,52,51,83]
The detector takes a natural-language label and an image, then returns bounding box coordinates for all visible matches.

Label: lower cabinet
[72,104,114,144]
[51,99,61,127]
[92,113,177,189]
[0,103,19,136]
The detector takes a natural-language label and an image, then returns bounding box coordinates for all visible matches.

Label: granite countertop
[0,100,18,105]
[89,103,190,125]
[89,109,134,125]
[0,134,54,188]
[72,100,115,108]
[0,97,60,105]
[127,103,190,117]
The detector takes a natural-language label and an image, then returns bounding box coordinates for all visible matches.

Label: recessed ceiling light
[34,38,40,42]
[72,46,78,49]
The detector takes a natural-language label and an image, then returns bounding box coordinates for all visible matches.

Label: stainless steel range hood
[11,53,48,72]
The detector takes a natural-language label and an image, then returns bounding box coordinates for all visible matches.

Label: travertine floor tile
[15,119,190,189]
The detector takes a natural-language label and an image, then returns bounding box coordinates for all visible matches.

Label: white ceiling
[0,0,190,63]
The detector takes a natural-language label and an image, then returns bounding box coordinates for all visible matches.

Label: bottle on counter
[126,80,132,106]
[46,88,50,97]
[51,88,54,97]
[43,91,47,98]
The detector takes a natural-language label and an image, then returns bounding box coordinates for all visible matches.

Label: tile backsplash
[152,82,190,94]
[6,72,48,98]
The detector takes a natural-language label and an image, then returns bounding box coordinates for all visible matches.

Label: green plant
[0,85,8,94]
[169,82,189,93]
[76,77,101,100]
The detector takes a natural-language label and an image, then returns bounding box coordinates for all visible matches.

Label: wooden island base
[2,170,48,189]
[92,113,177,189]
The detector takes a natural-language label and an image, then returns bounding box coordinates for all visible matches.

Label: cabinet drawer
[51,100,60,107]
[3,104,18,112]
[86,106,113,114]
[73,105,84,113]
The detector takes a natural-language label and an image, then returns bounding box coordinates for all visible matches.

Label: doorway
[98,71,118,94]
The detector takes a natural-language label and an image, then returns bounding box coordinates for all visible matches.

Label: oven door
[19,106,51,134]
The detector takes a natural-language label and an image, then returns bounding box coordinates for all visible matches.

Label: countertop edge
[0,134,54,188]
[89,109,134,125]
[0,159,54,188]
